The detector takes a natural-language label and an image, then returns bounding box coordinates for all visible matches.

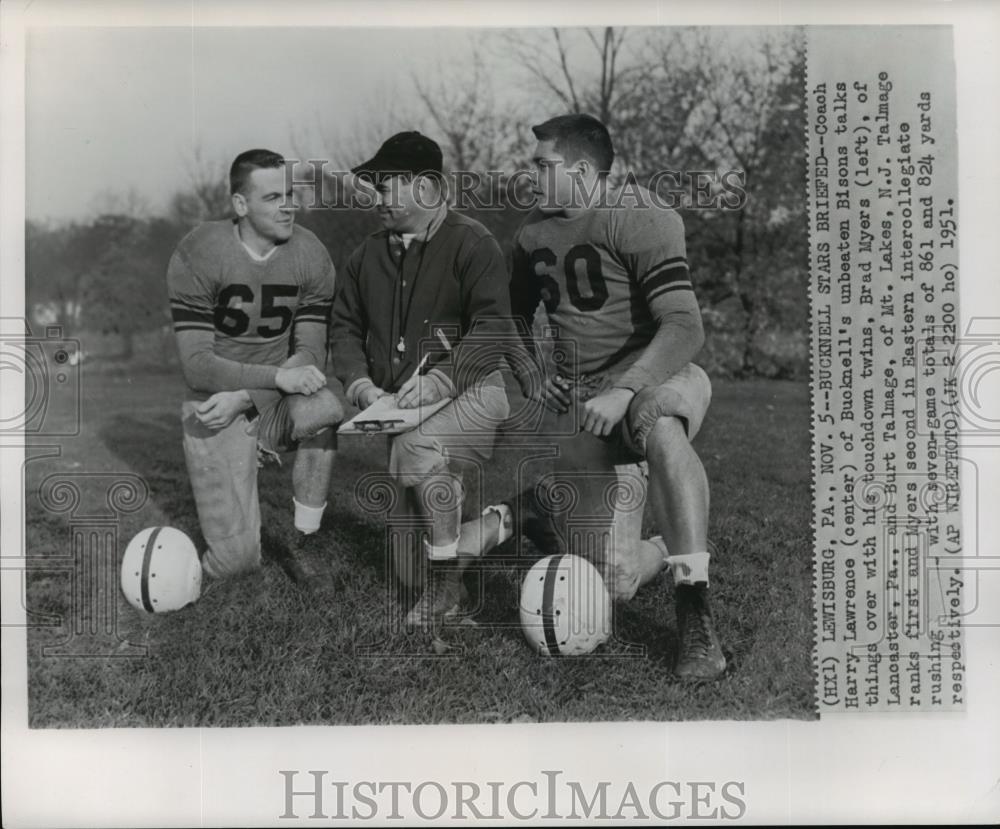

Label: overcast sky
[25,27,481,222]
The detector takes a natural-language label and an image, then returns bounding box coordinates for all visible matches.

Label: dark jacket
[331,209,519,401]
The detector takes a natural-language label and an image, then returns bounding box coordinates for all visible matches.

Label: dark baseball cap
[351,131,443,183]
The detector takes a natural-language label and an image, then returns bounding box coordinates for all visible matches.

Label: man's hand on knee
[582,387,635,437]
[195,390,253,431]
[276,364,325,396]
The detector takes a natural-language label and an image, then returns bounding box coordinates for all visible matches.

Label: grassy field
[24,369,815,726]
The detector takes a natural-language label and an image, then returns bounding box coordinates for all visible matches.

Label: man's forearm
[288,321,329,370]
[179,348,279,393]
[346,377,377,408]
[330,267,371,394]
[174,326,286,393]
[614,312,705,393]
[331,342,371,397]
[281,350,321,370]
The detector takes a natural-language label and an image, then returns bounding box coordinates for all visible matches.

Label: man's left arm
[289,252,336,370]
[401,234,514,407]
[582,294,704,436]
[582,209,704,436]
[613,291,704,393]
[451,234,521,394]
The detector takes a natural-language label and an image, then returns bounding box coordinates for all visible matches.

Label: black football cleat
[405,563,469,629]
[275,531,328,589]
[674,582,727,680]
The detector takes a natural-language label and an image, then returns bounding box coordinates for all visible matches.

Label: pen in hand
[399,329,450,409]
[413,353,430,378]
[396,353,432,409]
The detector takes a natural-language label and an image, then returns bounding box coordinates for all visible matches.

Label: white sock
[647,535,669,561]
[425,538,459,561]
[293,498,326,534]
[665,551,710,586]
[482,503,514,546]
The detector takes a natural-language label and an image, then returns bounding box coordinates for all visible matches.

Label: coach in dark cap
[331,131,521,629]
[351,129,445,183]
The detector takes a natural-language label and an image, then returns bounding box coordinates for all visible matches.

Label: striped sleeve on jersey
[639,255,692,303]
[293,299,333,325]
[294,250,336,327]
[166,246,218,334]
[169,297,214,333]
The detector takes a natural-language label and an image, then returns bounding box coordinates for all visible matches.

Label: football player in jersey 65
[474,114,727,679]
[167,149,344,587]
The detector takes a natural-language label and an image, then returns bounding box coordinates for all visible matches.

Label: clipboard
[337,393,451,435]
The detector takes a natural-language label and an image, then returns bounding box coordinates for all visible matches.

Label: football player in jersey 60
[471,114,726,679]
[166,149,344,586]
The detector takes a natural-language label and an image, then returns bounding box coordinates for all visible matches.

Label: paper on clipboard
[337,393,451,435]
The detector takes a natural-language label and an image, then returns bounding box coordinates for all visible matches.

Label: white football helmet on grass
[121,526,202,613]
[519,554,612,656]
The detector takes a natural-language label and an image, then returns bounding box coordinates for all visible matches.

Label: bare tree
[495,27,643,129]
[407,41,533,210]
[169,144,231,226]
[412,50,517,173]
[634,29,806,376]
[295,85,420,165]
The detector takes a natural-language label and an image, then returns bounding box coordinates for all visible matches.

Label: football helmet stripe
[541,553,564,655]
[140,526,164,613]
